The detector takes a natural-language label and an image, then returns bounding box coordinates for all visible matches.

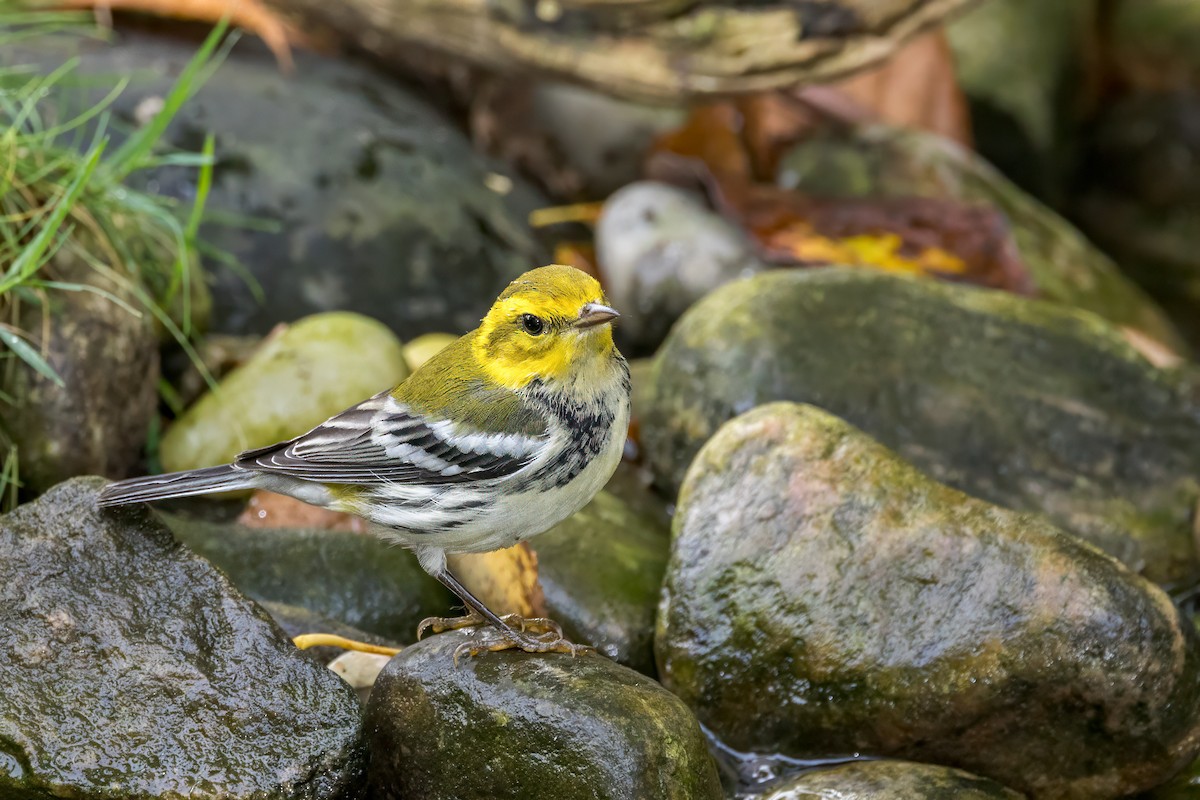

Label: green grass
[0,11,235,509]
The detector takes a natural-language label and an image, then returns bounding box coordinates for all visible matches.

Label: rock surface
[642,268,1200,584]
[656,403,1200,800]
[1,254,158,495]
[160,312,409,473]
[9,31,548,338]
[533,489,670,674]
[776,124,1185,353]
[0,477,365,798]
[747,761,1025,799]
[366,631,722,800]
[162,514,452,643]
[596,182,766,354]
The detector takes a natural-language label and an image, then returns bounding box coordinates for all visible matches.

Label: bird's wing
[235,390,550,485]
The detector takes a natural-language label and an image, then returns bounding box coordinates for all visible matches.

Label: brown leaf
[653,103,755,184]
[237,490,368,532]
[826,29,972,148]
[51,0,302,69]
[446,543,547,619]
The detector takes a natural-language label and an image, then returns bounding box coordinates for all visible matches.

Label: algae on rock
[777,124,1186,354]
[366,630,722,800]
[642,268,1200,584]
[656,403,1200,800]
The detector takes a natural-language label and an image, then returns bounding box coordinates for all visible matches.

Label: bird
[99,264,631,659]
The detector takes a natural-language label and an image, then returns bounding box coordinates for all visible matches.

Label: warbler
[100,265,631,658]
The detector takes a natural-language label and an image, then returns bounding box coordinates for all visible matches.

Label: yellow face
[473,265,619,390]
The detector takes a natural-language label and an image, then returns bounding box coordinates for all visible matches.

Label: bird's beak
[575,302,620,329]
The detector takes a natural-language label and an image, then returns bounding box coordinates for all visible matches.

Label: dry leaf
[1120,326,1187,369]
[828,29,972,147]
[52,0,301,69]
[237,490,367,531]
[327,651,393,691]
[446,543,547,619]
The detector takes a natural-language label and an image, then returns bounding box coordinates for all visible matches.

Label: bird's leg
[418,569,590,663]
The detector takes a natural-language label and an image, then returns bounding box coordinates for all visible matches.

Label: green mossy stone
[365,631,722,800]
[160,312,409,474]
[776,124,1185,353]
[656,403,1200,800]
[533,488,670,674]
[748,761,1025,799]
[160,514,452,644]
[0,478,365,799]
[643,268,1200,584]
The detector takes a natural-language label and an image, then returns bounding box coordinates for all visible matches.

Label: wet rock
[656,403,1200,800]
[595,182,767,354]
[1,253,158,495]
[533,489,670,674]
[776,124,1186,353]
[642,268,1200,584]
[365,630,722,800]
[747,761,1025,800]
[0,477,365,798]
[161,514,452,643]
[946,0,1094,200]
[10,30,548,338]
[1073,90,1200,351]
[160,312,409,473]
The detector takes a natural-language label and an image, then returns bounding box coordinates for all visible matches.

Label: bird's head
[474,264,620,390]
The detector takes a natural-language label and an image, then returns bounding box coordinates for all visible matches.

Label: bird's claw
[416,612,563,641]
[451,626,593,667]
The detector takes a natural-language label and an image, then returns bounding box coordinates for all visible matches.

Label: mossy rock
[642,268,1200,584]
[160,514,452,643]
[160,311,409,473]
[365,631,722,800]
[747,761,1025,799]
[6,31,548,339]
[777,123,1186,354]
[656,403,1200,800]
[1,254,158,496]
[0,478,365,799]
[533,488,670,674]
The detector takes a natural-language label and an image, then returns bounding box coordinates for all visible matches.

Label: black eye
[520,314,545,335]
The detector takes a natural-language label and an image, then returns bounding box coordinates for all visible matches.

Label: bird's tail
[97,465,259,507]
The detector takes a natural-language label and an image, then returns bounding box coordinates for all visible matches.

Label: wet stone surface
[657,403,1200,800]
[366,630,723,800]
[642,267,1200,584]
[0,477,365,799]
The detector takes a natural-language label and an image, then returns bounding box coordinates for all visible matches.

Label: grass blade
[0,325,62,387]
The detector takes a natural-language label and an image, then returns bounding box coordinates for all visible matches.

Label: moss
[657,403,1200,800]
[366,632,722,800]
[643,268,1200,584]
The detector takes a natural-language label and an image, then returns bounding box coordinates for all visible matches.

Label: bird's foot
[451,626,593,667]
[416,611,563,641]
